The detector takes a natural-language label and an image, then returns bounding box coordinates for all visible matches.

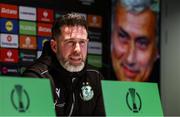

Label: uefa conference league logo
[11,85,30,112]
[126,88,142,113]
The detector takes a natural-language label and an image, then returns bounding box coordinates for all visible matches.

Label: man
[111,0,159,82]
[23,13,105,116]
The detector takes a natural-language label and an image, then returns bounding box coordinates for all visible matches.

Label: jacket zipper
[68,78,76,116]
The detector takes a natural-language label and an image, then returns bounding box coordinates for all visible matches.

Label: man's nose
[74,42,81,53]
[126,44,136,65]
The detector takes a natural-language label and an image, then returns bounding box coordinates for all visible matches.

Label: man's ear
[50,39,57,53]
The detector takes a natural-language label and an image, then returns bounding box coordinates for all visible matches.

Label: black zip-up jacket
[23,41,105,116]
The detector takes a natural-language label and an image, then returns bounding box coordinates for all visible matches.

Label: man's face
[111,6,157,81]
[54,25,88,72]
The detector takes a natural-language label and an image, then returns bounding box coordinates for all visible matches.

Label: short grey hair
[112,0,154,28]
[120,0,151,14]
[112,0,159,47]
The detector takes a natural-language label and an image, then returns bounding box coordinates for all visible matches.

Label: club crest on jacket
[80,82,94,101]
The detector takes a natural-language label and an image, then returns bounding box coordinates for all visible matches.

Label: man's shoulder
[23,58,50,78]
[86,64,100,73]
[28,60,48,71]
[86,64,104,80]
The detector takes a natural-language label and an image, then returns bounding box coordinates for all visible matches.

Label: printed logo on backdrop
[25,37,31,47]
[20,36,37,49]
[19,50,37,63]
[37,8,54,22]
[37,37,50,50]
[88,29,102,41]
[38,23,52,37]
[88,41,102,55]
[7,35,12,42]
[1,66,18,75]
[42,39,49,46]
[0,34,18,48]
[126,88,142,113]
[87,15,102,28]
[19,21,36,35]
[88,54,102,68]
[7,50,13,58]
[0,18,18,33]
[11,85,30,112]
[2,67,8,74]
[5,20,13,31]
[43,11,48,18]
[55,13,64,19]
[0,3,18,18]
[19,6,36,21]
[0,48,18,63]
[19,66,26,75]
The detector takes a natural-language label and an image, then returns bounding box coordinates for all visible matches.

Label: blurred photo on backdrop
[111,0,160,82]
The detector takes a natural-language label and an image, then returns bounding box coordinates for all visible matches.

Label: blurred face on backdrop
[111,5,157,81]
[51,25,88,72]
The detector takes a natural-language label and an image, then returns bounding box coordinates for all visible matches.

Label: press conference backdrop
[0,0,108,76]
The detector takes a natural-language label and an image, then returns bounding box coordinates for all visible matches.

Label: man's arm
[22,67,44,78]
[23,71,40,78]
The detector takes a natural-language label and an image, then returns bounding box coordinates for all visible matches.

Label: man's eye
[117,31,129,43]
[136,38,149,49]
[118,31,127,38]
[79,41,86,45]
[66,41,74,46]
